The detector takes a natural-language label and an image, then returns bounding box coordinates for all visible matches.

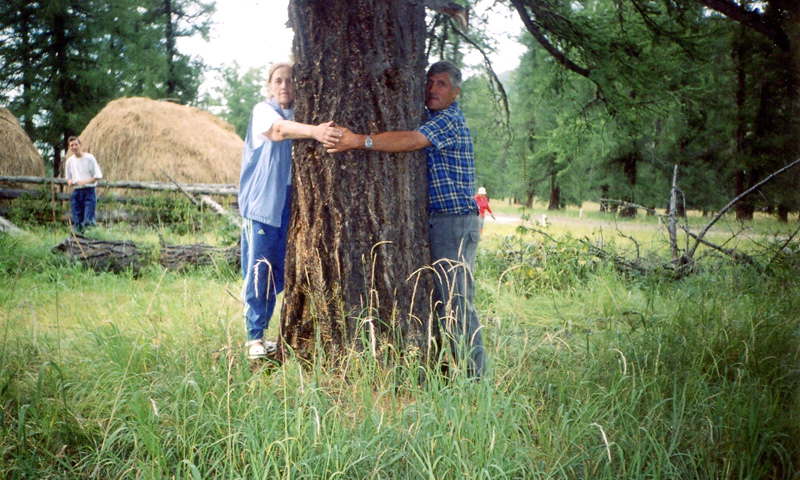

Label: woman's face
[269,66,294,108]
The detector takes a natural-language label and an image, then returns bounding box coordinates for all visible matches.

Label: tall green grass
[1,219,798,479]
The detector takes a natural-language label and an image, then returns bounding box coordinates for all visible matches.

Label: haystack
[0,107,45,176]
[79,97,243,184]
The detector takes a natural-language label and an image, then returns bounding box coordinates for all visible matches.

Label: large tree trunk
[281,0,439,363]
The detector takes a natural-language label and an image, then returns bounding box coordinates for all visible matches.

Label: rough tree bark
[281,0,439,362]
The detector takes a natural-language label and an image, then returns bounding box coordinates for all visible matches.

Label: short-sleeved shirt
[416,102,478,215]
[238,98,293,227]
[64,153,102,188]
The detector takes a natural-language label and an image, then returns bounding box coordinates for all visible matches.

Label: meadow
[1,200,799,479]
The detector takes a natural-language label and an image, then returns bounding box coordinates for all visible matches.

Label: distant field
[479,199,798,257]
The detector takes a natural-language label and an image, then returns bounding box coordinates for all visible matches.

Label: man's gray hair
[427,60,462,88]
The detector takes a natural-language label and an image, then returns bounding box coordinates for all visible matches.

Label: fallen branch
[53,235,240,273]
[682,157,800,263]
[52,236,145,273]
[598,199,657,216]
[766,224,800,269]
[522,225,649,274]
[677,224,762,271]
[159,243,240,271]
[156,162,201,208]
[200,195,241,228]
[0,215,22,234]
[579,238,649,274]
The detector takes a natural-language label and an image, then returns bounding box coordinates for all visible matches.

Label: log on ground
[53,236,241,273]
[159,243,240,271]
[52,236,146,273]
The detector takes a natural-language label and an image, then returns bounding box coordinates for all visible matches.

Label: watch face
[365,136,373,149]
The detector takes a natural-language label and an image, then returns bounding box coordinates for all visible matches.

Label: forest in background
[2,0,799,220]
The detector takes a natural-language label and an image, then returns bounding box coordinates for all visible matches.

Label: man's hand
[327,128,431,154]
[327,127,362,154]
[313,121,343,148]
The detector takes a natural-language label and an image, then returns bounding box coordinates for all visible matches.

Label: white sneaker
[247,339,277,359]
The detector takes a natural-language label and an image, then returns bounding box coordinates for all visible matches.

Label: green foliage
[3,191,238,243]
[479,229,608,295]
[462,0,773,215]
[459,75,515,198]
[0,0,214,166]
[206,63,267,139]
[2,186,62,227]
[131,194,208,233]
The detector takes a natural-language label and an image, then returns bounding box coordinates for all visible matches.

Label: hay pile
[0,107,44,176]
[79,97,243,184]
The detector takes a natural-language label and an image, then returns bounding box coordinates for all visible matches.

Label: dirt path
[492,213,666,231]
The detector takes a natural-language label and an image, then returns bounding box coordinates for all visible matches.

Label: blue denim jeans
[241,187,290,341]
[70,187,97,231]
[429,211,486,378]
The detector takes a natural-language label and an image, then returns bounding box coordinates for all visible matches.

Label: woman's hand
[314,121,343,148]
[327,127,367,154]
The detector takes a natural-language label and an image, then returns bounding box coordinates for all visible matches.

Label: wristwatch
[365,134,373,149]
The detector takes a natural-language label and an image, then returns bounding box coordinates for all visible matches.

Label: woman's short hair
[268,62,292,83]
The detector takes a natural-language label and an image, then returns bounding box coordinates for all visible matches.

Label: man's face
[425,73,460,112]
[69,140,82,156]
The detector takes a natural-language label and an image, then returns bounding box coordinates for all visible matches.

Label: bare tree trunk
[777,203,790,223]
[599,185,609,212]
[523,150,534,208]
[732,28,754,222]
[547,174,560,210]
[51,2,69,179]
[163,0,177,99]
[668,166,680,264]
[785,6,800,218]
[734,169,754,220]
[619,153,637,218]
[282,0,438,362]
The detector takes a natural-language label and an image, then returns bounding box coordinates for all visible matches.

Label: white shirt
[248,102,293,186]
[65,153,103,188]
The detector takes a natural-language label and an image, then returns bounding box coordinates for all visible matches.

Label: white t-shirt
[65,153,103,188]
[249,102,294,146]
[248,101,293,185]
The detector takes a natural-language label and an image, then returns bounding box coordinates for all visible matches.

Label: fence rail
[0,176,238,196]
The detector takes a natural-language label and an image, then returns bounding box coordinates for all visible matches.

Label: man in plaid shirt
[329,61,485,378]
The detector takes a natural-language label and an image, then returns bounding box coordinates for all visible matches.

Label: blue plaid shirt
[417,102,478,215]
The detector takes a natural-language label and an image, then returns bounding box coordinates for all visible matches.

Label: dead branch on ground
[53,235,240,273]
[549,159,800,276]
[678,158,800,267]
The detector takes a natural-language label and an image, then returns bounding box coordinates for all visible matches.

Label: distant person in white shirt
[64,136,103,234]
